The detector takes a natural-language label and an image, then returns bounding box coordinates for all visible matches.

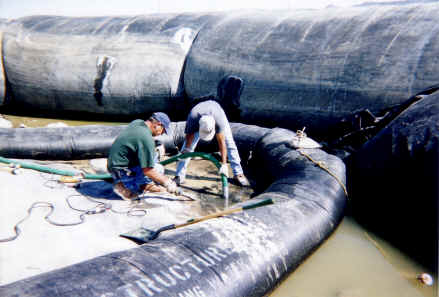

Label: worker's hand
[164,179,178,194]
[219,163,229,178]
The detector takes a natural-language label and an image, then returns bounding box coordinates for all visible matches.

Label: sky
[0,0,399,20]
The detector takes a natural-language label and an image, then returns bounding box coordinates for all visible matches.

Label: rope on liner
[295,127,348,199]
[298,149,348,198]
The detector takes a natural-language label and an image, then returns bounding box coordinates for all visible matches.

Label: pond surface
[270,216,436,297]
[1,113,436,297]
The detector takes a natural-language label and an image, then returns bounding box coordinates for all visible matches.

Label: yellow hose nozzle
[59,175,83,183]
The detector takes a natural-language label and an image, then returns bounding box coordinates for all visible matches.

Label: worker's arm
[142,167,169,185]
[142,167,177,193]
[216,132,227,164]
[216,132,229,177]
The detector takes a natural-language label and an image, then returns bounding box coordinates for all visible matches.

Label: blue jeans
[175,126,243,180]
[110,156,164,194]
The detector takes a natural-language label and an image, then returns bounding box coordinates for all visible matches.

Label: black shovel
[120,198,274,244]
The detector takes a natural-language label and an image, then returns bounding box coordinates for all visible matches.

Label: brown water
[1,114,437,297]
[270,217,437,297]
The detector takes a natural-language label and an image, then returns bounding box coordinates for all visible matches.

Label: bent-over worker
[174,100,250,187]
[107,112,179,201]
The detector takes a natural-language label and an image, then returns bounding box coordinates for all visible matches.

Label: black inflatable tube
[184,4,439,138]
[0,125,125,159]
[0,121,264,161]
[1,14,218,115]
[349,91,439,272]
[2,3,439,139]
[0,123,347,297]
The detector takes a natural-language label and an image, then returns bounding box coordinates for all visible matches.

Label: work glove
[164,179,178,194]
[219,164,229,178]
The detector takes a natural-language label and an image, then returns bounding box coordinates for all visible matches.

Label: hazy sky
[0,0,395,19]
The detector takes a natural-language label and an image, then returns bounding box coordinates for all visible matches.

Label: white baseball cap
[199,115,215,141]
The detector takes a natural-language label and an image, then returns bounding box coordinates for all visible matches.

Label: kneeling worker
[174,100,250,187]
[107,112,179,201]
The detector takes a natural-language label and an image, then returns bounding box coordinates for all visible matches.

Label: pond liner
[0,122,347,297]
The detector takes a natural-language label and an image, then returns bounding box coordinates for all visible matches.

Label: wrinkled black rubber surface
[1,3,439,138]
[0,123,347,297]
[1,14,218,115]
[350,92,439,272]
[182,3,439,137]
[0,125,124,159]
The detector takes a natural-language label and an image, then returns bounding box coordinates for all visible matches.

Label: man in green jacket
[107,112,178,201]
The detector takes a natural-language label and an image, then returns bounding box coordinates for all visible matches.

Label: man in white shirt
[174,100,250,187]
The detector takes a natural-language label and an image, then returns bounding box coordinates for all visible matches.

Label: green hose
[0,156,111,180]
[162,152,229,200]
[0,152,229,198]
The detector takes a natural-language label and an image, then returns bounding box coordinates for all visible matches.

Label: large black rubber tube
[2,3,439,138]
[0,121,279,161]
[1,14,217,115]
[0,125,125,159]
[0,123,347,297]
[0,121,265,160]
[184,3,439,138]
[349,91,439,272]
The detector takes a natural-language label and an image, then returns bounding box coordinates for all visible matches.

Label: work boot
[140,183,167,193]
[233,174,250,187]
[113,182,137,201]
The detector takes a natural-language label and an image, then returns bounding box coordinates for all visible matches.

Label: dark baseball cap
[151,112,171,135]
